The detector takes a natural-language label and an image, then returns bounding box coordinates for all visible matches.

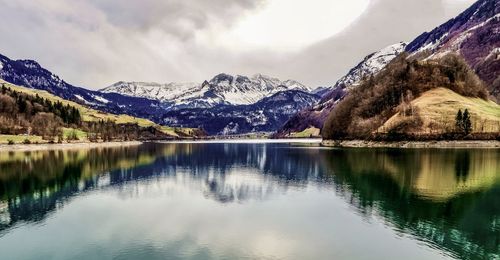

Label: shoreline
[156,138,322,144]
[321,140,500,148]
[0,141,143,152]
[1,139,499,151]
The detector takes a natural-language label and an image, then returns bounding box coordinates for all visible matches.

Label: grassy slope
[285,127,321,138]
[380,88,500,134]
[0,79,199,139]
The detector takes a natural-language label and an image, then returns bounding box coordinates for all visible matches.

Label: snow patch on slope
[93,95,110,104]
[333,42,408,89]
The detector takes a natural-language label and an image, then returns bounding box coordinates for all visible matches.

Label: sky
[0,0,476,89]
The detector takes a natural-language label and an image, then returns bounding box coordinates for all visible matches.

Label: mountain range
[0,54,320,135]
[102,74,310,110]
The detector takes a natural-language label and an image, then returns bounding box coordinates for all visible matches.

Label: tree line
[0,84,82,140]
[0,83,178,143]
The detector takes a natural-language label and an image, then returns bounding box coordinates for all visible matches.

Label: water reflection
[320,148,500,259]
[455,151,470,182]
[0,144,498,259]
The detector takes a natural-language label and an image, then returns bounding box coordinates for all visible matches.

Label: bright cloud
[224,0,370,50]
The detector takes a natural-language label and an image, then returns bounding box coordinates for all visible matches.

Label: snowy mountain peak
[209,73,234,85]
[101,81,199,102]
[101,73,311,109]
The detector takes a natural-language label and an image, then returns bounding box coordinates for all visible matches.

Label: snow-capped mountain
[101,73,312,110]
[333,42,408,89]
[162,90,321,135]
[101,81,199,102]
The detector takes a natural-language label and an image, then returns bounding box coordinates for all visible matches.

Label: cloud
[88,0,263,40]
[0,0,476,89]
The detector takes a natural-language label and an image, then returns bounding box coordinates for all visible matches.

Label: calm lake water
[0,142,498,260]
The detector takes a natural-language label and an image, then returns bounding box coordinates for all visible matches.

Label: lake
[0,142,498,259]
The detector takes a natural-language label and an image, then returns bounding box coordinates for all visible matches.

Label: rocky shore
[322,140,500,148]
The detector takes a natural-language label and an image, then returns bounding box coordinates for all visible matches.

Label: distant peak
[210,73,234,84]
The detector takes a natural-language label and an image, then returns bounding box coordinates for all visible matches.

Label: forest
[0,84,174,143]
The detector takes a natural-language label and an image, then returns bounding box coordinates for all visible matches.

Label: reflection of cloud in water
[111,165,306,204]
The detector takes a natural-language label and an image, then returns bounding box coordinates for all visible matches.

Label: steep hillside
[275,42,405,136]
[406,0,500,100]
[322,53,498,140]
[102,73,311,109]
[162,90,320,135]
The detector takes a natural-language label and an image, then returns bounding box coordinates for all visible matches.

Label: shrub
[67,130,79,141]
[7,139,14,145]
[23,138,31,144]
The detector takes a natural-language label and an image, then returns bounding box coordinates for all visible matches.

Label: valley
[0,0,498,142]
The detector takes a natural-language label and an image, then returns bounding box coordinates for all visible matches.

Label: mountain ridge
[101,73,312,110]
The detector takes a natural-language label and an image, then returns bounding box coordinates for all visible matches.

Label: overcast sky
[0,0,476,89]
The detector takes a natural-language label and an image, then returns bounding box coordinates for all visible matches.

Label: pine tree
[463,109,472,135]
[455,109,463,131]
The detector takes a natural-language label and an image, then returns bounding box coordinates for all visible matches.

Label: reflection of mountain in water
[321,149,500,260]
[0,144,498,258]
[0,143,327,233]
[0,145,161,233]
[108,143,327,203]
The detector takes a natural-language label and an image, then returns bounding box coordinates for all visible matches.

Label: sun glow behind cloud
[221,0,371,51]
